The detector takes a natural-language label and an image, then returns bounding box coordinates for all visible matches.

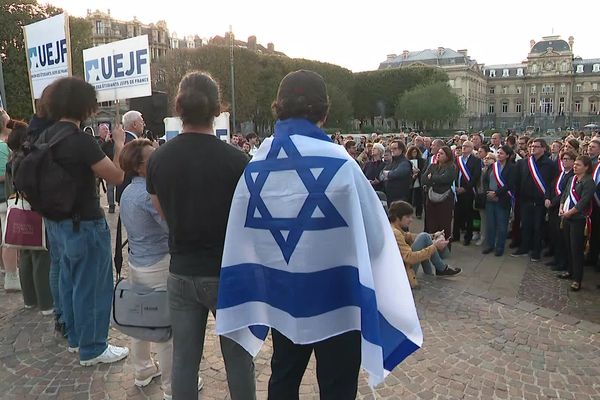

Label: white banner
[83,35,151,102]
[163,113,230,142]
[24,13,71,100]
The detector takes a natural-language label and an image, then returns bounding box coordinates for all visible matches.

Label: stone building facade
[380,35,600,132]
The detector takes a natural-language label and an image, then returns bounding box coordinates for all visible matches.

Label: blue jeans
[45,218,113,361]
[168,273,256,400]
[411,232,447,275]
[485,201,510,252]
[47,238,63,322]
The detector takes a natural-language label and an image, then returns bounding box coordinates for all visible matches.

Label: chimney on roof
[386,54,397,61]
[267,42,274,52]
[530,39,536,49]
[402,50,409,59]
[568,36,574,52]
[248,35,257,51]
[458,49,468,58]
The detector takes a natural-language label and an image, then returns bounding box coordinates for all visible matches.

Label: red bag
[2,199,47,250]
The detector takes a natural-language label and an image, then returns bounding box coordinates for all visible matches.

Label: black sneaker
[437,266,461,276]
[494,249,504,257]
[463,239,471,246]
[482,248,494,255]
[108,205,116,214]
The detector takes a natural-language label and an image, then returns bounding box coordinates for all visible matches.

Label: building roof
[573,58,600,74]
[530,38,571,54]
[379,47,476,69]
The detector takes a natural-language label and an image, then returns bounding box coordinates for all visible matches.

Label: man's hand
[433,237,449,251]
[457,187,466,194]
[544,199,551,209]
[112,124,125,148]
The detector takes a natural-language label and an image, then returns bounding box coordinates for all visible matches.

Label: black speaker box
[129,91,169,137]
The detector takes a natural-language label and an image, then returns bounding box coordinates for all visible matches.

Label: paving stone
[515,302,539,312]
[555,313,581,326]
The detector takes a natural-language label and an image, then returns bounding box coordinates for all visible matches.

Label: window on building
[593,64,600,72]
[95,21,102,35]
[516,86,522,94]
[489,70,496,78]
[531,64,538,73]
[542,84,554,94]
[488,103,495,114]
[561,61,569,72]
[574,100,581,112]
[593,83,598,91]
[501,101,508,113]
[516,102,522,113]
[502,86,508,94]
[530,85,536,94]
[560,84,567,94]
[559,97,565,115]
[516,68,524,76]
[575,84,583,92]
[530,98,536,114]
[502,69,509,77]
[576,65,584,73]
[591,101,598,113]
[489,87,495,94]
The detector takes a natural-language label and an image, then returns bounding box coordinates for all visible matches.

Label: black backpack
[13,127,79,220]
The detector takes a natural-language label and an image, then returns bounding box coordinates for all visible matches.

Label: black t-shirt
[46,122,107,220]
[146,133,248,276]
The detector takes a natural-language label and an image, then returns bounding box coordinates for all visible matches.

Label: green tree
[0,0,62,118]
[68,16,92,78]
[395,81,464,130]
[353,67,448,125]
[325,84,353,130]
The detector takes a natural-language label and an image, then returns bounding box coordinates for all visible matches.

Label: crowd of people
[0,67,599,399]
[337,128,600,291]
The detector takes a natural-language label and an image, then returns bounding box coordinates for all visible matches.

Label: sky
[47,0,598,72]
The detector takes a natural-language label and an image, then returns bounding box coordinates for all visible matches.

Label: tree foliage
[352,67,449,123]
[395,81,464,130]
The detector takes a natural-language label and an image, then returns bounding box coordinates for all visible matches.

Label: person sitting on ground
[388,200,461,289]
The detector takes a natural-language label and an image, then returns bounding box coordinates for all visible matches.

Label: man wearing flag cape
[216,70,423,398]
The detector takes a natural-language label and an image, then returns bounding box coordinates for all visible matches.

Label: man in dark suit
[115,110,144,203]
[452,141,481,245]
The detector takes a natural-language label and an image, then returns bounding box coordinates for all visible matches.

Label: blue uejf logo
[85,49,148,82]
[28,39,68,69]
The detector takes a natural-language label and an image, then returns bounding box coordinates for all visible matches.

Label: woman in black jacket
[407,145,426,218]
[558,155,596,291]
[422,146,457,237]
[482,145,515,256]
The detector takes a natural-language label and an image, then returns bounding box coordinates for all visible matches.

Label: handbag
[428,187,451,203]
[111,216,172,342]
[474,192,487,210]
[2,197,47,250]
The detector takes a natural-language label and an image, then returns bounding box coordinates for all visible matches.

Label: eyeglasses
[529,145,542,148]
[561,157,572,161]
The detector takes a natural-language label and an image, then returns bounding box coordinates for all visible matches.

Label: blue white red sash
[555,168,569,197]
[593,163,600,206]
[528,156,547,195]
[565,176,592,235]
[493,161,514,204]
[457,155,475,194]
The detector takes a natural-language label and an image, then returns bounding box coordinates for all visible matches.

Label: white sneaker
[135,361,161,387]
[472,232,480,241]
[4,272,21,292]
[163,376,203,400]
[40,309,54,316]
[67,346,79,353]
[475,238,485,246]
[80,344,129,367]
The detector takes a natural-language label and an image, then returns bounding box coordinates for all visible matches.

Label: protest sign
[163,112,231,142]
[83,35,151,102]
[23,13,71,102]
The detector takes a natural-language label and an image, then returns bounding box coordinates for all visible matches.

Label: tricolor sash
[593,163,600,206]
[528,156,547,195]
[564,176,592,236]
[457,156,475,193]
[493,161,514,205]
[554,168,569,197]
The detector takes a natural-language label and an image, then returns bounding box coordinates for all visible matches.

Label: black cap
[276,70,328,107]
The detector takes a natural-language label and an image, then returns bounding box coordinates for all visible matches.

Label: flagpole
[229,25,236,135]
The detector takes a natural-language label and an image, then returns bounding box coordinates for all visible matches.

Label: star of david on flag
[244,135,348,263]
[217,118,422,387]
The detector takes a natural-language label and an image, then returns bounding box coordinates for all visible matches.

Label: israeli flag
[216,118,423,386]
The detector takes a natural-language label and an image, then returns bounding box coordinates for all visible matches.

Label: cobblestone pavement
[1,210,599,399]
[518,261,600,324]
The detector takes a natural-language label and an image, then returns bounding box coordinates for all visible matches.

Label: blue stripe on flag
[218,263,419,369]
[249,325,269,340]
